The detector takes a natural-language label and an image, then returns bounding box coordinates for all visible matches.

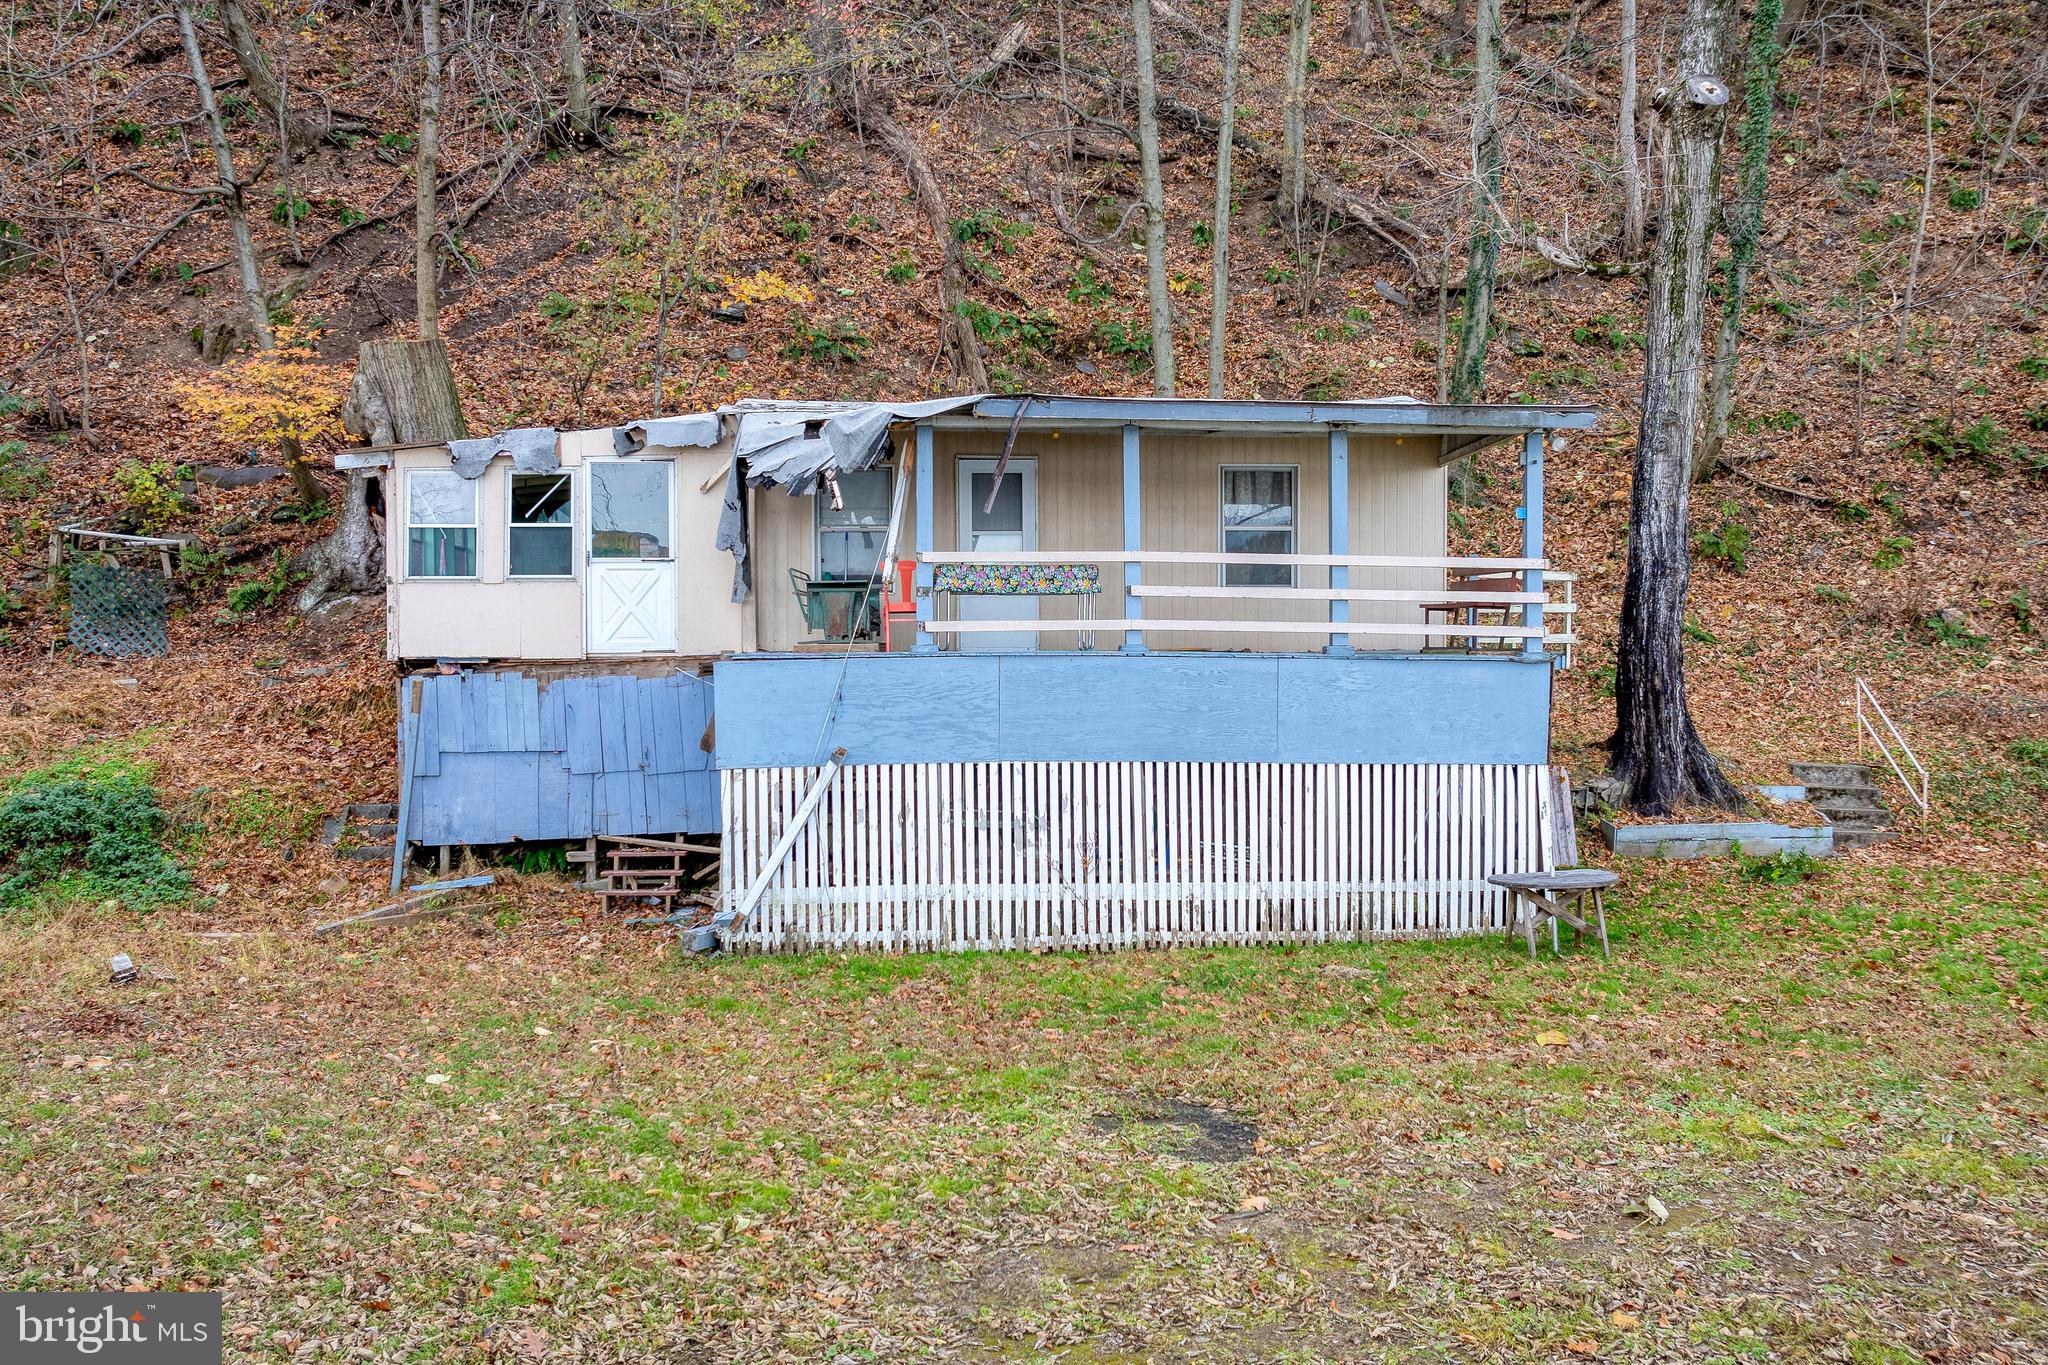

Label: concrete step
[354,821,399,840]
[1832,827,1898,850]
[338,844,395,863]
[1790,761,1876,787]
[1804,783,1882,803]
[1815,799,1891,824]
[349,802,398,821]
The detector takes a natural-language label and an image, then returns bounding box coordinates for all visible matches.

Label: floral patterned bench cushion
[927,563,1102,595]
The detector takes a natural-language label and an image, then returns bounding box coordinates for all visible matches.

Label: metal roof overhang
[916,395,1596,452]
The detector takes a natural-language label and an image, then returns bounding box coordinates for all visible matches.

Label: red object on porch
[880,559,917,652]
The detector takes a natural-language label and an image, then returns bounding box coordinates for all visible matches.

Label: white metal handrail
[1854,676,1929,816]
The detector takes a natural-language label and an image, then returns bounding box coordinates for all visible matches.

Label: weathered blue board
[712,652,1551,769]
[403,669,719,844]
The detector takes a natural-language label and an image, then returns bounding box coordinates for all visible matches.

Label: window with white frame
[508,472,574,577]
[406,470,477,578]
[815,468,892,581]
[1221,466,1297,586]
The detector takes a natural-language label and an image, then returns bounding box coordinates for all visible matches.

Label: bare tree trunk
[219,0,321,148]
[176,0,273,353]
[1993,42,2047,173]
[1279,0,1313,233]
[559,0,596,141]
[815,14,989,390]
[1612,0,1743,815]
[1697,0,1781,480]
[1345,0,1403,67]
[1618,0,1646,257]
[415,0,444,342]
[1448,0,1502,405]
[1133,0,1176,395]
[1897,0,1934,342]
[1207,0,1245,398]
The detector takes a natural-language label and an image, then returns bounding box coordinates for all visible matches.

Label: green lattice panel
[69,562,168,657]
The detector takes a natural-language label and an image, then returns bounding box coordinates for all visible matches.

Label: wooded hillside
[2,0,2045,898]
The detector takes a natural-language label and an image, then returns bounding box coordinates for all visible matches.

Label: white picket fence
[718,761,1558,953]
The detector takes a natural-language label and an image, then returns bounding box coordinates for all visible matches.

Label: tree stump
[300,340,468,604]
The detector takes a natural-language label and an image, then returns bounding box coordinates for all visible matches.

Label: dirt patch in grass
[1091,1096,1261,1164]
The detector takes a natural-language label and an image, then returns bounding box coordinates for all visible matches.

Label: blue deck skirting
[403,668,720,844]
[712,652,1551,769]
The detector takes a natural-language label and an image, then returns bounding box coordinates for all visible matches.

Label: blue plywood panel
[1274,655,1549,764]
[712,653,1551,768]
[406,668,722,844]
[714,654,1004,768]
[996,654,1280,761]
[565,681,602,775]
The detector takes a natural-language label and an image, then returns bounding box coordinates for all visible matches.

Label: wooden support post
[914,422,936,653]
[389,678,420,895]
[1122,422,1145,654]
[1520,429,1545,659]
[1327,427,1351,655]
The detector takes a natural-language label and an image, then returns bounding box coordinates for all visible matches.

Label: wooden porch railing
[915,551,1579,659]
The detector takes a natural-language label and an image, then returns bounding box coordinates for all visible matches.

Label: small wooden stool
[1487,868,1618,958]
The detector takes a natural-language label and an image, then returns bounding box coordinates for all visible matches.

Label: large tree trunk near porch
[300,340,468,602]
[1611,0,1744,815]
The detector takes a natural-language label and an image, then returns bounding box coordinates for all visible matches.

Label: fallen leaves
[1536,1029,1571,1047]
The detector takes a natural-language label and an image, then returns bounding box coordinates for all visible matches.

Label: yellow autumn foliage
[722,269,813,308]
[179,327,344,453]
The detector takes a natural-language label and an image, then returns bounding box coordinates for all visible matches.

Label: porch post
[1520,428,1545,659]
[1326,427,1351,655]
[1121,421,1145,654]
[914,421,936,653]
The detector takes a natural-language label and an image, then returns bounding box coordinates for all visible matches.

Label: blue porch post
[1121,422,1145,654]
[1327,428,1351,655]
[1520,428,1545,659]
[914,421,936,653]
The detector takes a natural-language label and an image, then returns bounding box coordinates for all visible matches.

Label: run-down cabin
[347,394,1594,951]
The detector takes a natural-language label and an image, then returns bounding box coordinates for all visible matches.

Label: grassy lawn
[2,863,2044,1362]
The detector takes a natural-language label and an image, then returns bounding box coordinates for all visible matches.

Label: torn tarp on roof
[613,412,723,455]
[714,396,983,601]
[448,426,559,479]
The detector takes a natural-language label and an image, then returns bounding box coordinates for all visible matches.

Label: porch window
[816,468,892,581]
[406,470,477,578]
[508,472,574,578]
[1221,466,1297,586]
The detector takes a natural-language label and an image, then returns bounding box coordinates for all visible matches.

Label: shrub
[1736,846,1823,885]
[113,460,187,531]
[783,317,870,363]
[1693,500,1751,571]
[225,550,298,615]
[0,767,190,908]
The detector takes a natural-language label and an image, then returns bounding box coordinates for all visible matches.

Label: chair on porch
[1422,569,1527,652]
[1487,768,1618,958]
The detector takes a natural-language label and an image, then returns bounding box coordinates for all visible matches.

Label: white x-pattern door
[585,459,678,654]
